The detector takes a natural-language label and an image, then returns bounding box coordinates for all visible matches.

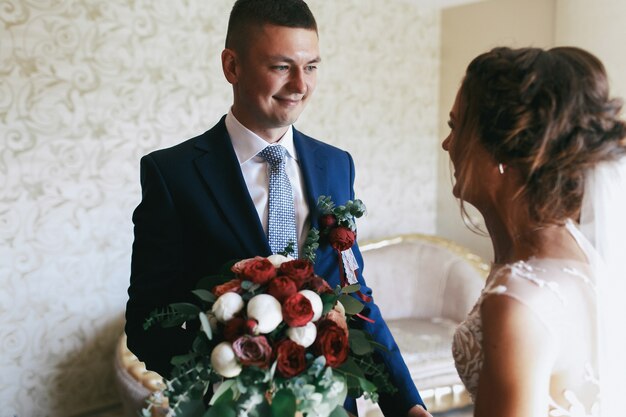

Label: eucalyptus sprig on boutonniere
[317,196,366,241]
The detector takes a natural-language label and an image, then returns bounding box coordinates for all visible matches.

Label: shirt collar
[225,110,297,165]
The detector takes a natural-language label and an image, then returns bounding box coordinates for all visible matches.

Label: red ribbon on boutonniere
[316,196,374,323]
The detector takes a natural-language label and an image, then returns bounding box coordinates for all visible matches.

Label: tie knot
[259,145,287,167]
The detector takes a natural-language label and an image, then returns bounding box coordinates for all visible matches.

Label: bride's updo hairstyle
[457,46,626,224]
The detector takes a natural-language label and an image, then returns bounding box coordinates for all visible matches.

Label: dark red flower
[314,319,349,367]
[302,275,334,294]
[319,214,337,229]
[282,293,314,327]
[267,276,298,303]
[279,259,315,289]
[235,258,276,285]
[328,227,356,252]
[275,339,306,377]
[223,317,247,342]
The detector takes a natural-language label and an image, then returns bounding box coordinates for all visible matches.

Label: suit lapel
[294,129,327,230]
[193,119,271,256]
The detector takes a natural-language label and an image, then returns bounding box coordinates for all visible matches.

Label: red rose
[267,276,298,303]
[282,293,314,327]
[231,256,265,273]
[232,335,273,368]
[223,317,247,342]
[275,339,306,377]
[319,214,337,229]
[236,258,276,284]
[212,279,242,297]
[328,226,356,252]
[279,259,315,289]
[314,319,349,367]
[302,275,333,294]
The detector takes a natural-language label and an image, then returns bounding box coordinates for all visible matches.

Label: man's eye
[305,65,318,72]
[273,65,289,71]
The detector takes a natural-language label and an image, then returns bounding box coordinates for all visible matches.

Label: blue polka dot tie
[259,145,298,258]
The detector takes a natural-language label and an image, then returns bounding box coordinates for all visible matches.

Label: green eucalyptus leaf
[338,294,364,315]
[358,376,378,394]
[340,284,361,294]
[198,312,213,341]
[193,289,216,303]
[171,353,196,366]
[271,389,297,417]
[209,379,236,406]
[192,333,210,354]
[369,340,390,353]
[337,357,366,379]
[349,329,373,355]
[171,302,201,316]
[320,293,339,315]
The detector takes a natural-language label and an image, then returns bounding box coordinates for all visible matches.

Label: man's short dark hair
[225,0,318,52]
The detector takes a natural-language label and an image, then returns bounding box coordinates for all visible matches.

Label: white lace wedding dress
[452,253,600,416]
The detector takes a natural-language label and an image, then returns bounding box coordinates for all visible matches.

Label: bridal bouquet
[143,197,394,417]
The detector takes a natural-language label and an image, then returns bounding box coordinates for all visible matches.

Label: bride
[443,46,626,417]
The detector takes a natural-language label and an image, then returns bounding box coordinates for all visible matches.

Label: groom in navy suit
[125,1,429,416]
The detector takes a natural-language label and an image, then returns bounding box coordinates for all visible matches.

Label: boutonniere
[314,196,374,317]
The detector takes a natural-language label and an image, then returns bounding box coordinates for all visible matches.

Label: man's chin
[274,112,304,127]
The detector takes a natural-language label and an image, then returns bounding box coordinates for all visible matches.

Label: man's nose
[288,68,307,94]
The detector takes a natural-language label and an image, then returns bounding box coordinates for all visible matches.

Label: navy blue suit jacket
[125,116,423,415]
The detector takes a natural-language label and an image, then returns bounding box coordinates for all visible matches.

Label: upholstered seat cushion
[387,317,461,389]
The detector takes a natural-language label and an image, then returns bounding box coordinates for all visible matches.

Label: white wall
[0,2,441,416]
[554,0,626,100]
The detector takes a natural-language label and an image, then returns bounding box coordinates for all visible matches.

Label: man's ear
[222,48,238,84]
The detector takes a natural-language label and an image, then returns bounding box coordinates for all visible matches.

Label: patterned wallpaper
[0,1,439,416]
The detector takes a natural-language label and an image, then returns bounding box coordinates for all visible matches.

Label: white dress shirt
[225,111,310,255]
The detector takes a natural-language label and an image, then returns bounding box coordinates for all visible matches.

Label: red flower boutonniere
[315,196,373,317]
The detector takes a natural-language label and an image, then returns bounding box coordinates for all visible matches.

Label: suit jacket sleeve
[125,154,196,377]
[314,150,425,415]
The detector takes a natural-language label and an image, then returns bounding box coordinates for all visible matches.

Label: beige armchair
[356,234,488,415]
[114,333,168,417]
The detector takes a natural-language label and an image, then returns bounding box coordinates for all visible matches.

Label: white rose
[212,292,244,322]
[286,322,317,348]
[210,342,242,378]
[299,289,323,321]
[266,253,293,268]
[247,294,282,333]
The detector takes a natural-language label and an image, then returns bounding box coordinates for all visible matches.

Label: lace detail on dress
[452,259,600,416]
[508,261,566,304]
